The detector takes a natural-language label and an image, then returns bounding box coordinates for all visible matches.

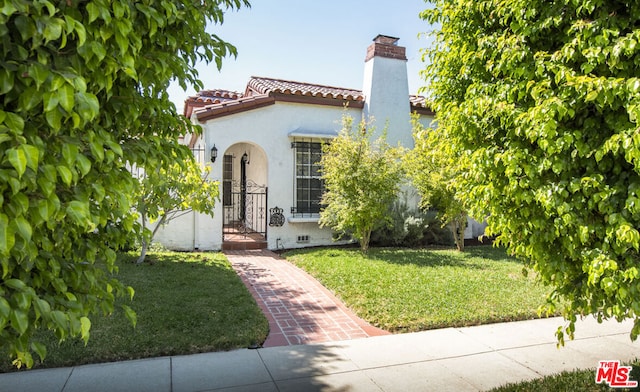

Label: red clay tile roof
[183,89,244,118]
[186,76,433,120]
[193,89,244,103]
[245,77,364,101]
[193,94,276,122]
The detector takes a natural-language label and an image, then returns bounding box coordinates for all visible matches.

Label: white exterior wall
[155,101,363,250]
[415,114,433,130]
[153,211,218,251]
[152,104,467,251]
[152,213,195,251]
[464,217,488,240]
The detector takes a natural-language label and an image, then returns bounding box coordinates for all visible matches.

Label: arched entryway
[222,143,268,250]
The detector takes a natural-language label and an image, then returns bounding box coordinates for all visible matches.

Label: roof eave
[194,94,365,122]
[195,95,276,122]
[411,105,435,116]
[269,92,364,109]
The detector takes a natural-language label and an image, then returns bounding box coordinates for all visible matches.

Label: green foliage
[135,156,219,263]
[0,0,248,368]
[423,0,640,342]
[370,197,420,247]
[319,116,405,253]
[370,197,453,247]
[404,114,468,250]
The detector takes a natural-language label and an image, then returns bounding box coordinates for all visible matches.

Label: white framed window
[291,140,324,217]
[222,154,233,206]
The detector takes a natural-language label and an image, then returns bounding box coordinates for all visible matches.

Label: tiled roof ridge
[193,93,275,121]
[193,93,271,111]
[248,75,361,92]
[186,89,244,104]
[198,89,243,98]
[246,76,364,100]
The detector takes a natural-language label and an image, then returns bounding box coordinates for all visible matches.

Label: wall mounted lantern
[210,145,218,163]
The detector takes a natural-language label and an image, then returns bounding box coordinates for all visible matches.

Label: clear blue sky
[167,0,434,112]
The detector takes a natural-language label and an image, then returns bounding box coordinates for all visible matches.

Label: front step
[222,240,268,251]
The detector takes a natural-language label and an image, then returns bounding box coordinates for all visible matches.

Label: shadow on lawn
[463,245,520,261]
[369,245,521,268]
[0,251,270,373]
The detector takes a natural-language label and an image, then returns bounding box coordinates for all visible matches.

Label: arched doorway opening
[222,143,268,249]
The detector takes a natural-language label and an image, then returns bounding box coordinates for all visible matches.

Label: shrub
[371,200,453,247]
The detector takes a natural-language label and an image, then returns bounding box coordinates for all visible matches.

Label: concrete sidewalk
[2,316,639,392]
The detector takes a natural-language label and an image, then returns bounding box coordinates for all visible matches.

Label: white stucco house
[154,35,485,251]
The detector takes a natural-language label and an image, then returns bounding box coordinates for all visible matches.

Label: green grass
[489,360,640,391]
[286,245,640,391]
[3,245,629,392]
[1,251,268,372]
[284,246,553,332]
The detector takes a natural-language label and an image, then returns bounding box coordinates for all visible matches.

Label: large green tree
[320,116,404,253]
[423,0,640,342]
[0,0,248,368]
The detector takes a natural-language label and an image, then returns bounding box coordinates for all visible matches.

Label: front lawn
[285,246,553,332]
[1,246,553,372]
[0,251,269,372]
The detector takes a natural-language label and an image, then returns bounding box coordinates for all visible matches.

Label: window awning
[288,129,338,139]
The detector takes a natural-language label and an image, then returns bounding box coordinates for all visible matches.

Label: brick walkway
[224,249,390,347]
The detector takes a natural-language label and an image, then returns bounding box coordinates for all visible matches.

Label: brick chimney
[365,35,407,62]
[362,35,412,148]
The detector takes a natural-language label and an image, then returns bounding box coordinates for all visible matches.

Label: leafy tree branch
[0,0,249,368]
[404,114,468,251]
[422,0,640,343]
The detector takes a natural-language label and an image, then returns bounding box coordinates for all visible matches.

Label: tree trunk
[360,227,372,254]
[456,221,465,252]
[136,213,166,264]
[137,238,148,264]
[137,213,147,264]
[449,214,466,252]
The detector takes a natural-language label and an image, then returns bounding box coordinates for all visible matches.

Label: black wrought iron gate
[223,180,268,239]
